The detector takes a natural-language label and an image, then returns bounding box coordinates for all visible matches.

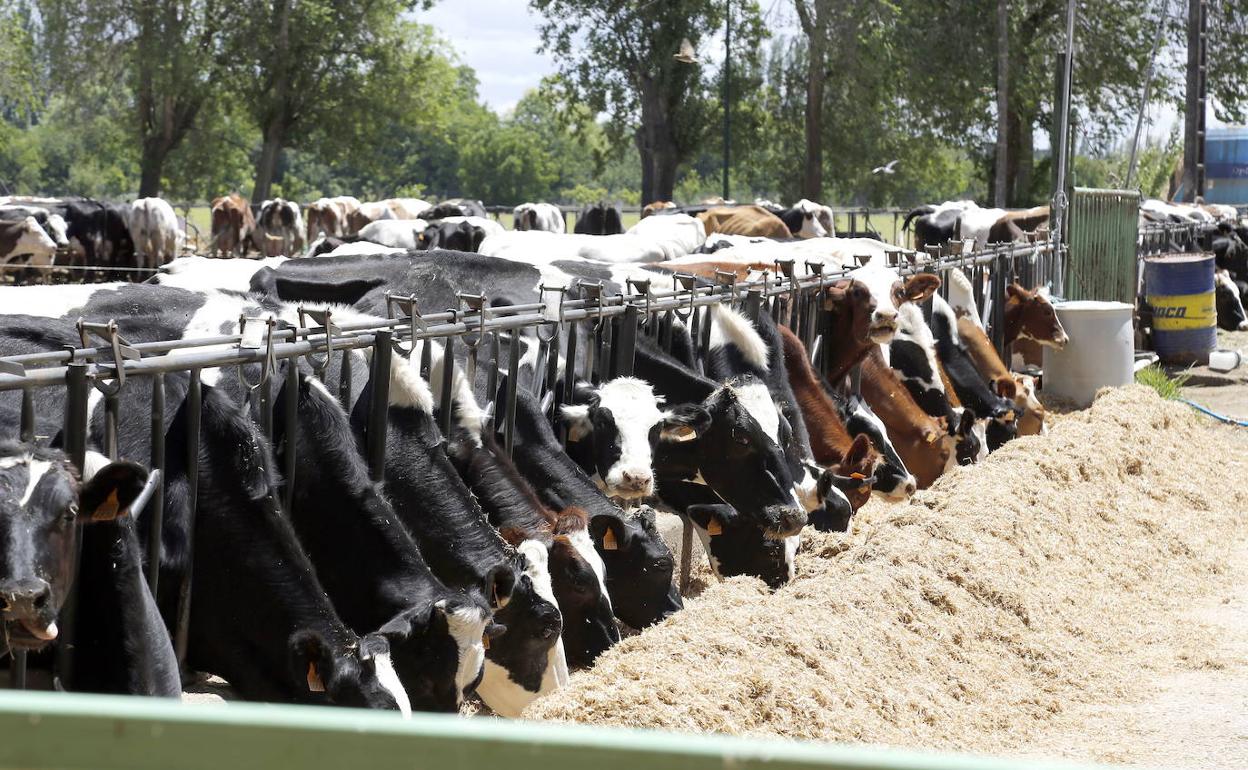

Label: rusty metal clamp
[77,319,139,397]
[236,314,277,393]
[297,306,337,374]
[578,280,607,332]
[626,277,653,323]
[385,293,425,357]
[673,274,698,321]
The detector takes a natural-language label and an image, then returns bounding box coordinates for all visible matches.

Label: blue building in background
[1199,126,1248,204]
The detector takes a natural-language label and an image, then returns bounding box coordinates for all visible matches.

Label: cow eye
[730,427,750,445]
[62,503,78,523]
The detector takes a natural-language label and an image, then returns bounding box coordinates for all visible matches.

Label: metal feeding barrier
[0,236,1059,694]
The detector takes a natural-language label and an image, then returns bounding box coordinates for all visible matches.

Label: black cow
[50,200,135,269]
[426,199,487,219]
[902,204,961,250]
[573,203,624,236]
[927,298,1018,450]
[419,221,487,253]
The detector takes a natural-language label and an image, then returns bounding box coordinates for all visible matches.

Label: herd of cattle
[5,189,1241,719]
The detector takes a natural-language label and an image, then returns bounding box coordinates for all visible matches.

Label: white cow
[153,255,288,292]
[358,219,428,250]
[306,196,362,240]
[255,198,306,257]
[513,202,565,233]
[382,197,432,220]
[128,197,182,269]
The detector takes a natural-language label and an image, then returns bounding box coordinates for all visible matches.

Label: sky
[416,0,557,114]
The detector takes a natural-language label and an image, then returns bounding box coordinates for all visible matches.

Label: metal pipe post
[366,332,392,484]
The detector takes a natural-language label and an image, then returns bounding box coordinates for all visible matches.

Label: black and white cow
[0,441,177,698]
[419,220,487,253]
[926,295,1018,451]
[502,384,681,630]
[50,200,135,268]
[425,200,487,220]
[255,198,305,257]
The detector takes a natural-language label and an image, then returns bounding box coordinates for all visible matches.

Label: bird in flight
[872,160,900,175]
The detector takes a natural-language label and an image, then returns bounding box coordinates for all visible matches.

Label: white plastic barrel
[1042,300,1134,408]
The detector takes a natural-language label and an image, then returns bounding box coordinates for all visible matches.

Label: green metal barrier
[0,690,1125,770]
[1065,188,1141,303]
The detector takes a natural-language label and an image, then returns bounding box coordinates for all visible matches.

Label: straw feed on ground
[526,386,1248,757]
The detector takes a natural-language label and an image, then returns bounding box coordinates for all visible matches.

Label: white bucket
[1042,300,1135,408]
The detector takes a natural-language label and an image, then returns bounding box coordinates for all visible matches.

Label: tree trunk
[253,120,285,203]
[1014,113,1034,205]
[993,0,1009,207]
[253,0,292,202]
[638,80,680,204]
[653,132,680,202]
[138,139,167,197]
[1181,0,1203,201]
[636,129,656,205]
[802,31,826,200]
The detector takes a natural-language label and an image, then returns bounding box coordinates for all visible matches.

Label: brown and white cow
[1004,283,1070,369]
[641,201,677,218]
[0,216,58,268]
[956,315,1047,436]
[209,193,255,258]
[306,196,362,242]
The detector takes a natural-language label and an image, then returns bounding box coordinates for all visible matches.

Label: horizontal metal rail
[0,240,1057,392]
[0,689,1117,770]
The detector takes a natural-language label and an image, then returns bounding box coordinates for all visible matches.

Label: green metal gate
[1065,188,1141,303]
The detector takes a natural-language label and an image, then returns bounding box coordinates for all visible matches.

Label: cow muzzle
[762,505,807,539]
[868,313,899,343]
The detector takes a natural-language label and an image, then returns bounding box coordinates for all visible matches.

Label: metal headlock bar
[0,238,1058,690]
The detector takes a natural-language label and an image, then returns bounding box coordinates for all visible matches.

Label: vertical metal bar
[439,337,455,437]
[660,310,674,354]
[487,333,502,420]
[11,652,26,690]
[744,290,762,324]
[337,348,353,413]
[258,378,273,443]
[282,361,298,514]
[174,369,202,668]
[103,393,119,460]
[560,323,579,446]
[849,363,862,397]
[613,306,638,377]
[698,304,714,370]
[504,334,520,458]
[366,332,392,484]
[991,254,1008,359]
[679,519,693,596]
[146,373,165,593]
[19,390,34,442]
[57,363,89,688]
[418,340,432,382]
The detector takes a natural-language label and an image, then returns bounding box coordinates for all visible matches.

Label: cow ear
[288,629,334,695]
[79,460,149,522]
[845,433,872,467]
[1006,282,1030,301]
[659,404,711,442]
[994,378,1017,401]
[687,504,735,535]
[956,409,976,437]
[589,514,626,552]
[903,274,940,303]
[558,403,593,441]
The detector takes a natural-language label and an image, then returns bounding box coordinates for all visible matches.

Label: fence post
[282,362,298,513]
[56,363,90,688]
[174,369,202,669]
[612,305,638,378]
[367,332,392,484]
[146,373,165,593]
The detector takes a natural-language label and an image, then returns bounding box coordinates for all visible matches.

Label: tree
[532,0,763,204]
[459,119,559,204]
[221,2,436,201]
[39,0,225,196]
[792,0,832,200]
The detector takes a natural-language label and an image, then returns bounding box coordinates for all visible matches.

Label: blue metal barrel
[1144,253,1216,366]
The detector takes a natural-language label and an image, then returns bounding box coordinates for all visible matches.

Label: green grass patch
[1135,364,1191,400]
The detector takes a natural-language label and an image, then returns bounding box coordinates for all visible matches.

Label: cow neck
[382,403,512,593]
[450,429,555,545]
[1003,296,1024,344]
[632,343,717,405]
[819,307,874,385]
[276,376,443,626]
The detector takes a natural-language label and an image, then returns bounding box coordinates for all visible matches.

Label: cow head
[849,265,941,343]
[822,278,878,343]
[483,549,566,713]
[1215,269,1248,331]
[1006,283,1069,348]
[561,377,709,501]
[687,504,797,589]
[840,395,917,501]
[985,379,1020,451]
[819,433,878,511]
[1011,374,1046,436]
[288,627,417,712]
[589,507,680,628]
[952,409,984,466]
[6,217,58,264]
[656,380,807,538]
[0,446,148,652]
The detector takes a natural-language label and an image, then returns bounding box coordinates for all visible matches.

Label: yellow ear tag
[850,472,866,480]
[92,490,120,522]
[706,519,723,536]
[602,529,618,551]
[482,634,490,651]
[306,662,325,692]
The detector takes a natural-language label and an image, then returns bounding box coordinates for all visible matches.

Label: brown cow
[986,206,1049,244]
[861,347,955,489]
[641,201,677,218]
[209,193,254,258]
[1004,283,1069,368]
[778,325,881,512]
[696,205,790,239]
